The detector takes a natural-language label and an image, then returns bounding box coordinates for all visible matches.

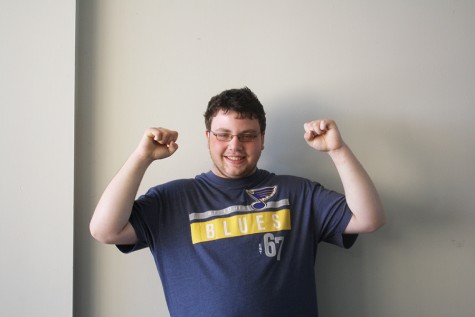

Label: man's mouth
[226,156,245,161]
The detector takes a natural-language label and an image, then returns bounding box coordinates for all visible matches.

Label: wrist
[130,149,155,169]
[328,143,351,163]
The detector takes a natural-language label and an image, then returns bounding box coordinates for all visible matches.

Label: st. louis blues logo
[246,186,277,210]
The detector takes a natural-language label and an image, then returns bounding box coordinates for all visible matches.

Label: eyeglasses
[208,130,260,142]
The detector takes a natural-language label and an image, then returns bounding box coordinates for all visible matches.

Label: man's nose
[227,135,243,150]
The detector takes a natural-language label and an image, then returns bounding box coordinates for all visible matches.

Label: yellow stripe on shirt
[190,209,291,244]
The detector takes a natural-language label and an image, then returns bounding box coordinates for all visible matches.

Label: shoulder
[143,178,199,196]
[256,170,324,194]
[268,172,318,187]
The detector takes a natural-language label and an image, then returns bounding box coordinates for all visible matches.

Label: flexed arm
[304,120,385,234]
[90,128,179,245]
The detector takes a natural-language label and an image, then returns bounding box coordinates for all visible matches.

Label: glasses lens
[211,131,259,142]
[238,134,258,142]
[216,133,231,141]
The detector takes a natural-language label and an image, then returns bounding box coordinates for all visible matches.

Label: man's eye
[240,134,257,141]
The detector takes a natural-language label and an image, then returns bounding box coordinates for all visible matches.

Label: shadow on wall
[260,92,463,316]
[74,1,100,316]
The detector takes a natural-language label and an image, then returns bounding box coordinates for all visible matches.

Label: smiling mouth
[226,156,245,161]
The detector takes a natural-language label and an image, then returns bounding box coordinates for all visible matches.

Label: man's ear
[261,133,265,150]
[205,130,210,148]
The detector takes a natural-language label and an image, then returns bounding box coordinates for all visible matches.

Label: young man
[90,87,385,316]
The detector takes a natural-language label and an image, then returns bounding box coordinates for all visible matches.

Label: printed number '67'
[263,233,285,261]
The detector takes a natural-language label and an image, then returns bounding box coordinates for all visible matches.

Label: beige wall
[0,1,75,317]
[75,1,475,316]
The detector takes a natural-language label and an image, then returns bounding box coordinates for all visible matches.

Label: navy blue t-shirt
[118,169,356,317]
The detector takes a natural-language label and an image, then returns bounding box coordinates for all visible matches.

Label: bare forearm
[329,144,386,233]
[90,151,151,243]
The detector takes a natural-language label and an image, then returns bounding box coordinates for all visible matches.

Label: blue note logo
[246,186,277,210]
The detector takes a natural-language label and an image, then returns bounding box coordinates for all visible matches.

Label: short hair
[204,87,266,133]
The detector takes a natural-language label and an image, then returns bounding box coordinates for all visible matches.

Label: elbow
[365,219,385,233]
[348,210,386,234]
[89,222,104,243]
[90,218,132,245]
[364,212,386,233]
[89,221,114,244]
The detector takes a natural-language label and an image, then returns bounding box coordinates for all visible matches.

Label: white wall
[75,1,475,316]
[0,1,75,317]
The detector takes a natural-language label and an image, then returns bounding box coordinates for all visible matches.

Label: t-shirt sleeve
[313,184,358,249]
[116,187,161,254]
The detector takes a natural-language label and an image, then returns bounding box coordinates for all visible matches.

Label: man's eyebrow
[240,130,259,134]
[213,129,259,134]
